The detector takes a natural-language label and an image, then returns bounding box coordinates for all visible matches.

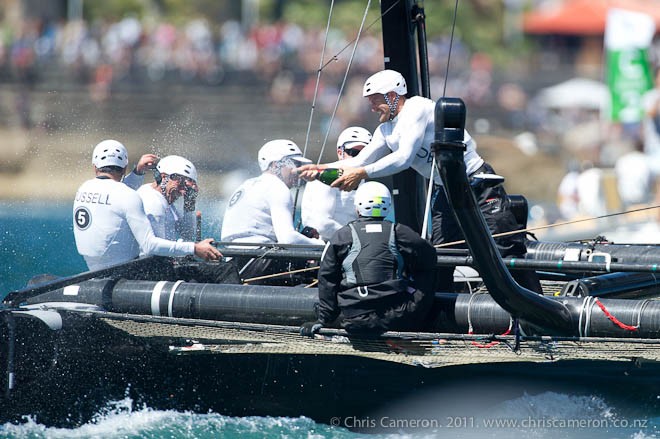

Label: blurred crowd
[7,14,660,226]
[0,16,534,132]
[551,67,660,224]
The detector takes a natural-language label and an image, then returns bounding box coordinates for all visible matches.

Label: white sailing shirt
[137,184,195,241]
[73,177,194,271]
[334,96,484,184]
[221,172,324,245]
[301,180,358,241]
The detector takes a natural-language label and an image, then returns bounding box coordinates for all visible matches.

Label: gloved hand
[300,321,323,337]
[184,184,199,212]
[300,226,320,239]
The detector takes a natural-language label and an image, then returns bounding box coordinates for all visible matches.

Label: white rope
[579,296,595,337]
[466,290,477,334]
[421,157,436,239]
[317,0,373,163]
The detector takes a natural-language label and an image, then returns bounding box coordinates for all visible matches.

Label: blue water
[0,201,86,298]
[1,202,659,438]
[0,393,657,438]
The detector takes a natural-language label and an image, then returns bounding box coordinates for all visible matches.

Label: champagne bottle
[317,168,343,185]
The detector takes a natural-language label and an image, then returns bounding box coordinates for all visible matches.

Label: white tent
[535,77,610,110]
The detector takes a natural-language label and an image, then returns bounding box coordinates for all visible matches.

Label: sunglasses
[342,147,362,157]
[169,174,194,185]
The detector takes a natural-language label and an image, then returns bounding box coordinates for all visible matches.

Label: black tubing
[110,280,317,325]
[435,293,660,338]
[432,97,574,335]
[561,272,660,299]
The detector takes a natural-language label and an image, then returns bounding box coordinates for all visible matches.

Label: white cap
[258,139,312,171]
[337,126,372,150]
[354,181,392,218]
[362,69,407,97]
[92,140,128,169]
[157,155,198,182]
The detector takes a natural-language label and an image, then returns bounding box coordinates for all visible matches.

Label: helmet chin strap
[383,93,400,120]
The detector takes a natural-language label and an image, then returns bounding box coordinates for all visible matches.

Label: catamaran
[1,0,659,429]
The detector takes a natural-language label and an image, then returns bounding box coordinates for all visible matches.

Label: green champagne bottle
[318,168,343,185]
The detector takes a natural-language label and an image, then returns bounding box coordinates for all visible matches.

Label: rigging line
[423,0,460,239]
[302,0,335,159]
[242,265,320,284]
[317,0,373,164]
[302,0,401,163]
[434,203,660,249]
[443,0,460,98]
[316,0,402,74]
[294,0,336,223]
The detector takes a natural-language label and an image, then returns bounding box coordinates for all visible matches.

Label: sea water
[0,201,86,297]
[0,202,659,438]
[0,392,657,438]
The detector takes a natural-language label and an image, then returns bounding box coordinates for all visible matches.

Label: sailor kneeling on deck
[301,182,437,336]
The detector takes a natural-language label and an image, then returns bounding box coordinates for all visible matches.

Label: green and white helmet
[354,181,392,218]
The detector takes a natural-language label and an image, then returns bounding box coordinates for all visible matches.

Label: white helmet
[258,139,312,171]
[354,181,392,218]
[92,140,128,169]
[362,69,407,97]
[157,155,198,182]
[337,126,372,150]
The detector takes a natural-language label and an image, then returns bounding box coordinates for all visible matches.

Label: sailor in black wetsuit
[300,181,437,336]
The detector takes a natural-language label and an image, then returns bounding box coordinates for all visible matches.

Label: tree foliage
[81,0,527,65]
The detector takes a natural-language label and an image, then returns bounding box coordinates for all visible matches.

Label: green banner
[606,48,653,123]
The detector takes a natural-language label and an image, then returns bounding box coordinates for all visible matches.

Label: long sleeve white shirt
[330,96,484,184]
[221,172,324,245]
[137,184,195,242]
[73,177,194,271]
[300,180,358,241]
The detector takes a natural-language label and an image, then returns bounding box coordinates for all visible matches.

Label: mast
[379,0,427,232]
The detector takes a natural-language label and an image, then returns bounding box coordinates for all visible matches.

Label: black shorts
[431,163,526,257]
[341,288,434,334]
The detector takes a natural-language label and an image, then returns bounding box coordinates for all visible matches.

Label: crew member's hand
[135,154,159,175]
[297,164,328,181]
[194,238,222,261]
[300,321,323,337]
[331,167,367,191]
[300,226,320,239]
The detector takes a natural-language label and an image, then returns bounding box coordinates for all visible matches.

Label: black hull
[2,308,659,429]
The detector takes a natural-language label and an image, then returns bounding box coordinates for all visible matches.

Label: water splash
[0,397,367,439]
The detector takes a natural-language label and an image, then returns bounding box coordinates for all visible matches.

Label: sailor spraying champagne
[301,126,372,241]
[73,140,221,271]
[298,69,540,293]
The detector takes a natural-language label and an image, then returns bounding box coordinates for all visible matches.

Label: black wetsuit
[317,217,437,334]
[431,162,542,293]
